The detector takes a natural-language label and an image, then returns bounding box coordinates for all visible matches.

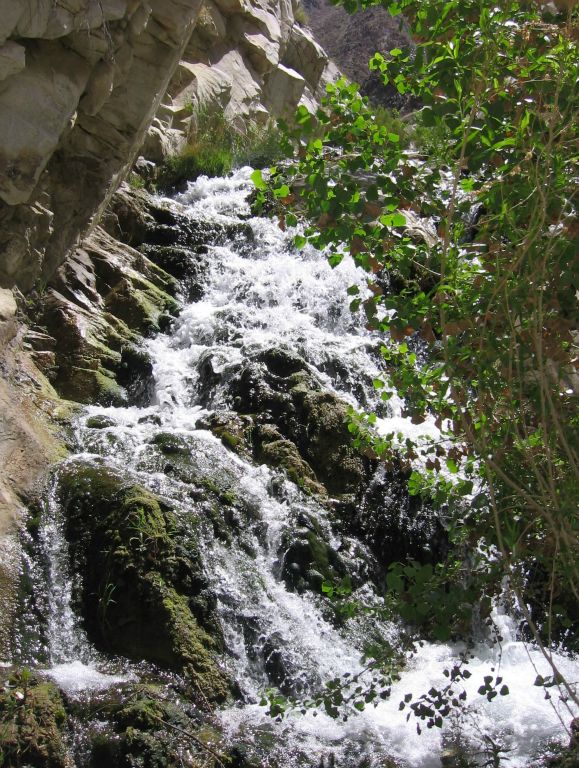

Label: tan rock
[195,1,227,43]
[14,0,52,38]
[213,0,248,15]
[282,24,327,89]
[0,287,16,321]
[0,1,21,44]
[79,60,116,116]
[0,43,90,205]
[263,62,305,117]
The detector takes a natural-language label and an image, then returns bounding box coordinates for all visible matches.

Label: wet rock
[0,668,68,768]
[341,463,448,568]
[33,226,178,407]
[75,683,227,768]
[279,510,347,594]
[229,347,366,496]
[86,414,117,430]
[256,424,325,496]
[57,461,229,703]
[139,244,208,302]
[198,411,254,459]
[150,432,190,456]
[117,346,155,407]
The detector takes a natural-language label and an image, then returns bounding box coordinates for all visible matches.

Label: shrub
[157,109,284,192]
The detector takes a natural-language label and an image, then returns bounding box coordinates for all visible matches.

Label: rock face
[303,0,412,107]
[0,0,333,293]
[57,460,229,702]
[0,287,68,660]
[0,0,204,292]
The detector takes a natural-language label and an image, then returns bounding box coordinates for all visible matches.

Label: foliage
[294,2,309,25]
[158,110,284,191]
[255,0,579,727]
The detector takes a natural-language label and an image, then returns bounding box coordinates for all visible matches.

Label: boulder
[229,347,366,495]
[0,669,68,768]
[57,460,229,702]
[282,25,327,90]
[0,41,25,81]
[262,63,306,118]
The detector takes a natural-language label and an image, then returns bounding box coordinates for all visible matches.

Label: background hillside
[302,0,413,107]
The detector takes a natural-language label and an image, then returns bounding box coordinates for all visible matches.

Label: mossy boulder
[228,347,366,495]
[150,432,190,455]
[198,412,254,460]
[78,683,225,768]
[57,461,229,702]
[0,670,68,768]
[256,425,325,496]
[86,414,117,430]
[280,512,347,593]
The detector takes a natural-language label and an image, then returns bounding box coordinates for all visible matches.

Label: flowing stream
[21,168,578,767]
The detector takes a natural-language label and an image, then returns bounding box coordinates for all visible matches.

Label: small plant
[157,109,284,191]
[128,173,146,190]
[294,2,309,25]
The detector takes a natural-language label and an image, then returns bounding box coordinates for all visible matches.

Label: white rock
[263,62,305,117]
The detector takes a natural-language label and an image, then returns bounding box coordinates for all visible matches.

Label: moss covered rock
[0,670,68,768]
[78,683,226,768]
[228,347,366,495]
[280,512,347,594]
[57,461,229,702]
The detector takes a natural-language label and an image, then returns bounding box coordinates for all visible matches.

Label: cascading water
[24,168,577,766]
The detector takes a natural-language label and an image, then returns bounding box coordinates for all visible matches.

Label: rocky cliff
[0,0,332,293]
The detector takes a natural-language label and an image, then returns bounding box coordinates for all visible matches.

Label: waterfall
[26,167,577,766]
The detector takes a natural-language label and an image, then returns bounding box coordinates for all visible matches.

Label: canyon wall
[0,0,332,292]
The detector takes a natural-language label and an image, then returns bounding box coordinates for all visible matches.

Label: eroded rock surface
[0,0,204,291]
[0,0,334,293]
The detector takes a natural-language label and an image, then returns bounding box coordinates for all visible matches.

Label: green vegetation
[158,109,284,190]
[294,2,309,25]
[256,0,579,729]
[0,670,67,768]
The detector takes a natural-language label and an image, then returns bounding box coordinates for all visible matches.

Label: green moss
[259,435,325,496]
[0,670,68,768]
[86,414,117,429]
[150,433,190,455]
[60,368,126,407]
[57,462,229,703]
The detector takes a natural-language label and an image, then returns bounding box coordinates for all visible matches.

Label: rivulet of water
[26,168,577,765]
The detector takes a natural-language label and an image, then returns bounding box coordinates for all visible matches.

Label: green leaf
[251,168,267,190]
[446,458,459,474]
[294,234,307,249]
